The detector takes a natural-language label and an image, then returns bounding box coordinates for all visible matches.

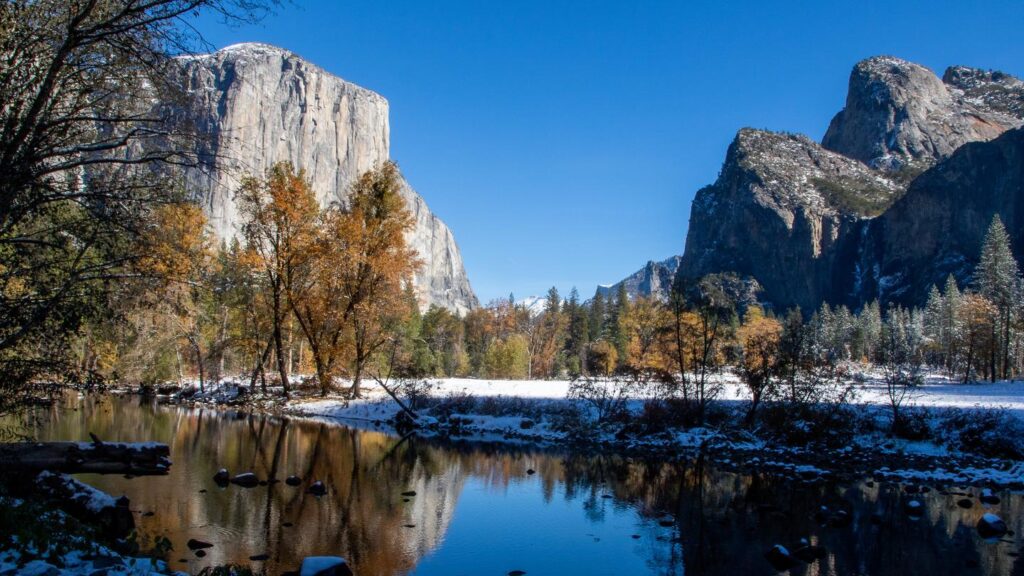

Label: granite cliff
[175,43,476,313]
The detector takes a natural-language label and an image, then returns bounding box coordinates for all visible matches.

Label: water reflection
[15,395,1024,576]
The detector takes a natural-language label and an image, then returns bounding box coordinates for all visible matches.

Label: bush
[937,408,1024,459]
[755,402,864,448]
[892,406,932,441]
[430,391,478,416]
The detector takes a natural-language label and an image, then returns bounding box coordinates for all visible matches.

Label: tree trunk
[273,317,290,396]
[350,363,362,398]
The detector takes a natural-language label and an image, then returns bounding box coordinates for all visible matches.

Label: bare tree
[0,0,272,414]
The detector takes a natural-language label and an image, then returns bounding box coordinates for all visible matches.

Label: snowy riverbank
[162,368,1024,487]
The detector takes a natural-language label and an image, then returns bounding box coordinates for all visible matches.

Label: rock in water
[285,475,302,487]
[980,489,1001,505]
[764,544,798,571]
[299,556,354,576]
[230,472,259,488]
[213,469,229,485]
[307,481,327,496]
[904,499,924,518]
[187,539,213,551]
[173,43,477,314]
[977,513,1008,539]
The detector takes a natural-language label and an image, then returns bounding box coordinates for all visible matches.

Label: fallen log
[0,435,171,475]
[36,471,135,538]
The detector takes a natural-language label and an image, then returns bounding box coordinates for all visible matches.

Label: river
[14,394,1024,575]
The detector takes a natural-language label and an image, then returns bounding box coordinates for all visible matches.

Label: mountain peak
[823,55,1024,172]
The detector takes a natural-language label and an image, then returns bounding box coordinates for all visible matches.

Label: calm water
[14,394,1024,576]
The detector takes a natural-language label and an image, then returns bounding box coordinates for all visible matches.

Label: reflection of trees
[14,396,1024,576]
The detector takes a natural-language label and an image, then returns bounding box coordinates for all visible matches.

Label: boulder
[230,472,259,488]
[307,481,327,496]
[764,544,798,571]
[977,513,1008,539]
[187,539,213,551]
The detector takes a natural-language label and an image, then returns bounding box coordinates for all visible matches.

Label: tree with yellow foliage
[236,162,321,396]
[342,162,421,397]
[136,202,216,390]
[622,296,671,373]
[737,305,782,424]
[956,293,997,382]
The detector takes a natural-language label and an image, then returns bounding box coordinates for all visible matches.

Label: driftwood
[0,434,171,475]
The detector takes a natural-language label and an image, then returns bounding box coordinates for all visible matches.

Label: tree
[484,335,530,379]
[877,305,924,433]
[337,162,421,398]
[0,0,271,414]
[941,275,962,374]
[237,162,320,396]
[777,308,808,404]
[529,287,567,378]
[610,284,630,366]
[586,340,618,377]
[737,306,782,424]
[956,293,996,382]
[622,297,670,373]
[686,274,734,424]
[136,203,217,390]
[975,215,1020,380]
[563,288,589,376]
[588,292,606,342]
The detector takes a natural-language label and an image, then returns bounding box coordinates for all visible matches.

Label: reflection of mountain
[401,465,463,560]
[25,397,1024,576]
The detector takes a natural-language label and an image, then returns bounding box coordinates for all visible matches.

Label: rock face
[176,43,476,314]
[679,129,900,310]
[860,127,1024,303]
[596,256,681,300]
[822,56,1024,172]
[657,56,1024,311]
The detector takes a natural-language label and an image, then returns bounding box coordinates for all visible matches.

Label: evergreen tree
[975,215,1020,380]
[564,288,589,375]
[611,283,631,366]
[588,292,606,342]
[941,275,962,373]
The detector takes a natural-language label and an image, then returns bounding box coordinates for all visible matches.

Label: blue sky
[190,0,1024,303]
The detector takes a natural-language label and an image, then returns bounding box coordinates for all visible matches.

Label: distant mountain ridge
[605,56,1024,310]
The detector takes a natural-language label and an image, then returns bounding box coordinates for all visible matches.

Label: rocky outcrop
[175,43,476,313]
[679,129,900,311]
[859,127,1024,304]
[822,56,1024,172]
[661,56,1024,311]
[596,256,681,301]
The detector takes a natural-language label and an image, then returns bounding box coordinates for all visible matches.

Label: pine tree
[941,275,962,374]
[611,284,631,366]
[975,215,1020,380]
[564,287,589,376]
[588,292,606,342]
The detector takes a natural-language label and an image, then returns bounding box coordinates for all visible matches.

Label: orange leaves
[736,306,783,384]
[137,202,213,283]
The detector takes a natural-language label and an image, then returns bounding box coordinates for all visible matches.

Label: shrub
[937,408,1024,459]
[892,406,932,441]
